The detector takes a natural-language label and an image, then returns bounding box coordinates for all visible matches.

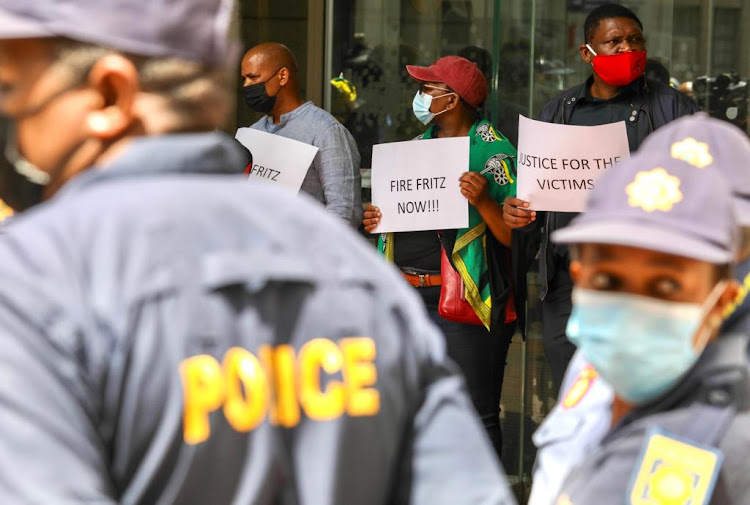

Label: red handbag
[438,247,484,326]
[438,247,517,326]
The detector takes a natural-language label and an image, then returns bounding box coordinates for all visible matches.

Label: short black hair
[583,3,643,43]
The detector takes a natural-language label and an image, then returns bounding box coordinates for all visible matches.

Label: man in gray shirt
[242,42,363,227]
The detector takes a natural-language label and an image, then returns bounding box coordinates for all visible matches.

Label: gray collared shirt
[252,101,363,227]
[555,333,750,505]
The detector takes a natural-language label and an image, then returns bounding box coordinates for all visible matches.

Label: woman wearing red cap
[363,55,518,458]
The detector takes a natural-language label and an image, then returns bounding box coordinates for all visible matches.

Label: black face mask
[242,69,282,114]
[0,119,45,212]
[0,78,82,213]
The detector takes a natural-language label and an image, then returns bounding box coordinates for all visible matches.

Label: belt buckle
[418,274,427,287]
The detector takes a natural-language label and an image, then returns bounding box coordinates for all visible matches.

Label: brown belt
[401,270,442,288]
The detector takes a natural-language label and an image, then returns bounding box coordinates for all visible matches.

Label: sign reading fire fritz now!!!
[370,137,470,233]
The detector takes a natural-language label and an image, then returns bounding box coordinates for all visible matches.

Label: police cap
[0,0,235,64]
[638,112,750,226]
[552,147,737,264]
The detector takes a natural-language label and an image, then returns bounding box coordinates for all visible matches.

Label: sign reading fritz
[235,127,319,192]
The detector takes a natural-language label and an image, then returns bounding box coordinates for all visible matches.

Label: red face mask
[586,44,647,87]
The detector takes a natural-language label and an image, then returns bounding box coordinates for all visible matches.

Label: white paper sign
[516,116,630,212]
[370,137,469,233]
[235,127,319,192]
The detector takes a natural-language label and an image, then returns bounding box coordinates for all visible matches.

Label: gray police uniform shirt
[252,101,364,227]
[555,333,750,505]
[531,264,750,505]
[0,133,515,505]
[528,350,613,505]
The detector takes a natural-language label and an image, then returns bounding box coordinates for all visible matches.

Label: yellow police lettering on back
[179,337,380,444]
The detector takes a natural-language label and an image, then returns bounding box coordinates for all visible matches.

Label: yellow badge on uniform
[562,365,598,410]
[628,427,723,505]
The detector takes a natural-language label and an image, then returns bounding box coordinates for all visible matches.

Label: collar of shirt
[58,132,247,197]
[257,101,314,132]
[576,75,644,104]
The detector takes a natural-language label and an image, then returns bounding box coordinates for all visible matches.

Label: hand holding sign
[516,116,630,212]
[502,196,537,229]
[362,203,382,233]
[459,171,492,208]
[370,137,470,233]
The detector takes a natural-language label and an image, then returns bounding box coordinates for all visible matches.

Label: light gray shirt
[252,101,363,227]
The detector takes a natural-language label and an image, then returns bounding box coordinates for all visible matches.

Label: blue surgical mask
[412,89,454,125]
[566,285,724,404]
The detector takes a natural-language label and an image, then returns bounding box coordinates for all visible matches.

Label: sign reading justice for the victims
[370,136,469,233]
[235,127,319,192]
[516,116,630,212]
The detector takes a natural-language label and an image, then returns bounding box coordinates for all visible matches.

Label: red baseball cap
[406,55,488,109]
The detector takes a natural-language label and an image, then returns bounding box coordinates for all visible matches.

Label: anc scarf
[378,119,517,328]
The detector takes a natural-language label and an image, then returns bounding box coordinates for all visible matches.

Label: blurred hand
[363,203,382,233]
[503,196,536,229]
[459,172,491,209]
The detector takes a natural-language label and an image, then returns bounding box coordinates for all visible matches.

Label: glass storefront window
[236,0,315,130]
[329,1,500,167]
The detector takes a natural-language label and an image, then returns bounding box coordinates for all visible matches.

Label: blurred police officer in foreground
[0,1,516,504]
[529,114,750,505]
[546,123,750,504]
[638,115,750,336]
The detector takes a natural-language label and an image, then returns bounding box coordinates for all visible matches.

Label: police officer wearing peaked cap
[638,113,750,335]
[548,123,750,505]
[529,113,750,505]
[0,1,517,504]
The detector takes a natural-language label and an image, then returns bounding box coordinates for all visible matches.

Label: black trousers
[541,267,576,396]
[418,286,513,459]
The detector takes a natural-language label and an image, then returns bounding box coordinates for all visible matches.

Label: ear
[712,280,740,327]
[83,54,139,139]
[569,260,582,283]
[446,93,460,111]
[695,280,739,348]
[277,67,290,87]
[579,44,594,64]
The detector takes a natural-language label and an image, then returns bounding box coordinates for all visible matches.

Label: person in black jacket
[503,3,697,392]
